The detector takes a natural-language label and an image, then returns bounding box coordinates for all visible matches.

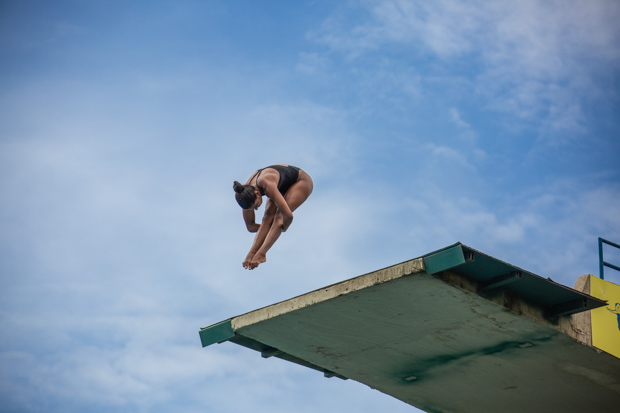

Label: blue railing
[598,237,620,280]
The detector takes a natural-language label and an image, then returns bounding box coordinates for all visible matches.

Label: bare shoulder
[255,168,279,189]
[259,170,279,186]
[245,167,278,185]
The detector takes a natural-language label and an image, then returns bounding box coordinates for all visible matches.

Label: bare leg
[243,200,277,269]
[249,213,284,268]
[249,172,313,269]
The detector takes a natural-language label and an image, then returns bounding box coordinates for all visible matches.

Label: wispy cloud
[1,2,618,412]
[309,0,620,140]
[396,179,620,283]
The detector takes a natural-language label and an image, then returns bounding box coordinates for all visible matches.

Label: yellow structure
[589,275,620,358]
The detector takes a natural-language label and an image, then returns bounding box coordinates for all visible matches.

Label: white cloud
[396,179,620,285]
[0,69,401,411]
[296,52,330,74]
[310,0,620,141]
[1,2,617,412]
[426,143,475,169]
[449,107,470,130]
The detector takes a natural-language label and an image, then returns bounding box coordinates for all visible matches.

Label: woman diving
[233,164,313,270]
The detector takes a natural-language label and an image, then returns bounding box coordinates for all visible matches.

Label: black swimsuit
[252,165,301,196]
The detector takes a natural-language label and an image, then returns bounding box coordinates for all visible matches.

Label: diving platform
[199,243,620,413]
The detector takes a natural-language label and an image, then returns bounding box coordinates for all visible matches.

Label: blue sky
[1,1,619,412]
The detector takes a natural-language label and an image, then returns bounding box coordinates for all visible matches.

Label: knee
[273,211,284,226]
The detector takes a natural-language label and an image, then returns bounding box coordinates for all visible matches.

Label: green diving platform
[199,243,620,413]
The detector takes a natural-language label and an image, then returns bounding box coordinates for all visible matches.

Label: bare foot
[243,251,258,269]
[249,252,267,269]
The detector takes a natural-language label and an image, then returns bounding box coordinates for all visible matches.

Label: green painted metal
[261,347,282,358]
[228,335,347,379]
[598,237,620,280]
[423,243,465,274]
[545,298,588,319]
[482,271,522,291]
[427,244,606,315]
[199,319,234,347]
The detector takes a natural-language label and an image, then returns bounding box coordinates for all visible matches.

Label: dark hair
[233,181,257,209]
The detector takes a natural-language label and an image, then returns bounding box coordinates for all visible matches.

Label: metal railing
[598,237,620,280]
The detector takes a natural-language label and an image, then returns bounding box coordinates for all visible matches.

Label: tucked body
[233,164,313,269]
